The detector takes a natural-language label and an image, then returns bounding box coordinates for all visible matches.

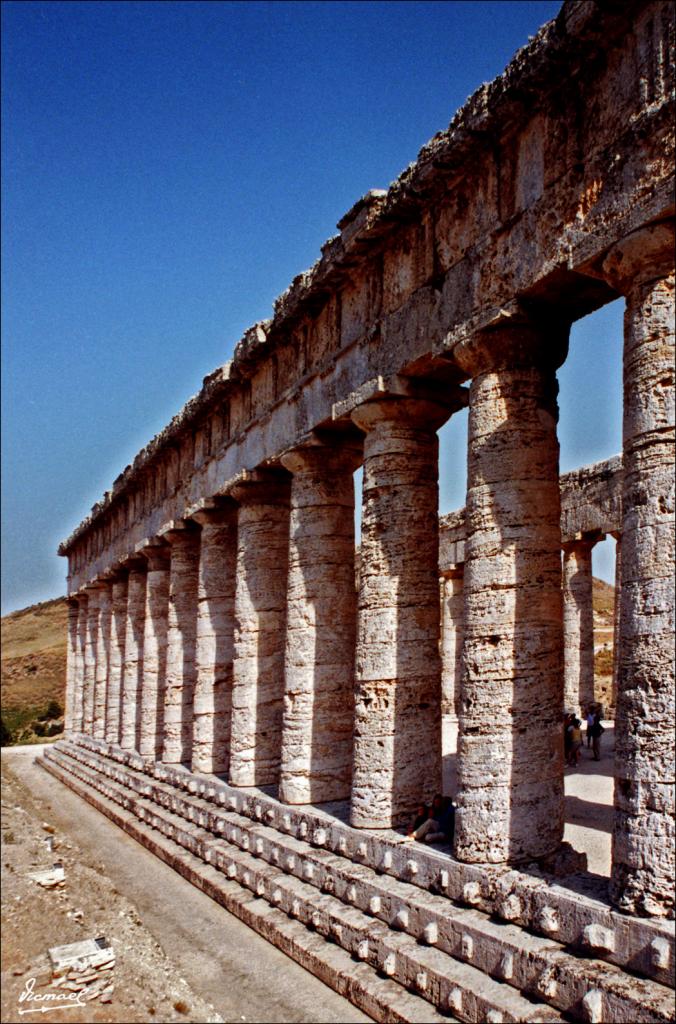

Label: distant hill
[593,577,615,618]
[1,597,68,743]
[0,576,617,743]
[592,577,616,710]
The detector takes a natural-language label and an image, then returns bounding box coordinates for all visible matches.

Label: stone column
[350,397,449,828]
[610,533,622,715]
[441,566,464,796]
[279,443,361,805]
[93,581,112,740]
[562,537,596,715]
[229,473,291,787]
[190,501,237,775]
[453,321,568,864]
[120,559,147,751]
[161,523,200,766]
[601,222,675,917]
[106,573,128,744]
[64,598,80,734]
[74,595,88,734]
[137,541,171,762]
[83,586,100,735]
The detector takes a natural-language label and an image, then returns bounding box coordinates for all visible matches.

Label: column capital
[185,496,237,528]
[453,316,569,378]
[119,551,148,573]
[350,395,450,434]
[561,533,599,554]
[228,469,291,506]
[135,537,171,571]
[441,564,464,580]
[83,578,109,594]
[158,519,200,547]
[600,220,675,295]
[280,440,362,477]
[100,565,128,584]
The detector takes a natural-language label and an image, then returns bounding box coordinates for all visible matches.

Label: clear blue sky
[1,0,622,615]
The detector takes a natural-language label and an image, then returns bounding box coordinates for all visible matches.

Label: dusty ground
[563,722,614,878]
[1,746,369,1024]
[1,753,222,1024]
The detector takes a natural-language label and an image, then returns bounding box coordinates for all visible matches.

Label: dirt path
[1,747,369,1024]
[563,723,614,878]
[1,752,222,1024]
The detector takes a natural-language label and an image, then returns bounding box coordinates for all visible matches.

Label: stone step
[60,735,676,990]
[78,732,675,991]
[45,742,676,1024]
[51,740,675,1023]
[40,751,453,1024]
[43,746,565,1024]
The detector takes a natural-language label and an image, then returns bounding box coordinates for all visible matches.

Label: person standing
[567,717,583,766]
[586,707,595,748]
[564,712,574,764]
[589,712,605,761]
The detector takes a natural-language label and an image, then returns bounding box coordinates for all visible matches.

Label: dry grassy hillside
[1,597,68,743]
[593,577,615,617]
[593,577,616,711]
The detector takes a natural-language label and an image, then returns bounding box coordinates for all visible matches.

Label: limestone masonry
[49,2,674,1020]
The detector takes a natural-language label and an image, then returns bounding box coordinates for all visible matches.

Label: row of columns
[443,528,622,731]
[441,533,619,820]
[64,222,674,917]
[65,396,454,828]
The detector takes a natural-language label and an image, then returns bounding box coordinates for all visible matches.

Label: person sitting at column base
[424,797,456,845]
[405,794,455,844]
[406,803,428,838]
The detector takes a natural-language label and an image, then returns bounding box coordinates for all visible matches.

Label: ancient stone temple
[45,2,675,1020]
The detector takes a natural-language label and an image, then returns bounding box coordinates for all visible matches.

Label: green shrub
[38,700,63,722]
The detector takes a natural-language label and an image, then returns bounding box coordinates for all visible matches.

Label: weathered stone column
[64,598,80,734]
[161,522,200,766]
[610,532,622,715]
[74,595,88,734]
[105,573,128,744]
[350,397,449,828]
[120,559,147,751]
[83,586,100,735]
[562,537,596,715]
[229,472,291,787]
[190,501,237,775]
[441,566,464,796]
[600,222,675,917]
[93,581,112,740]
[453,321,568,863]
[137,541,171,762]
[441,567,464,718]
[279,443,361,805]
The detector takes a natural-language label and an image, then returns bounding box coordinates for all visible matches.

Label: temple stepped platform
[40,737,674,1024]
